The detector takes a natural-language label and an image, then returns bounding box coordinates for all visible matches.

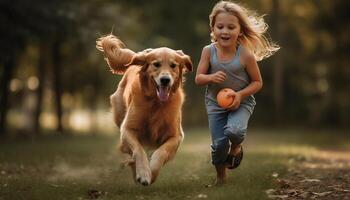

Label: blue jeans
[208,106,251,165]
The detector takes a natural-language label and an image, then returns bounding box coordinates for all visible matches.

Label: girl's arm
[195,46,226,85]
[230,49,263,110]
[238,50,263,98]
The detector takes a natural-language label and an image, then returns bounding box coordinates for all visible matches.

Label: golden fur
[96,34,192,186]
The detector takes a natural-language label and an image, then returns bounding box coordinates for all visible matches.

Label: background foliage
[1,0,349,135]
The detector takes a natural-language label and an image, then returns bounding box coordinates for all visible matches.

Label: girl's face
[212,12,241,48]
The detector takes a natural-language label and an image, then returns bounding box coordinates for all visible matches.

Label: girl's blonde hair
[209,0,279,61]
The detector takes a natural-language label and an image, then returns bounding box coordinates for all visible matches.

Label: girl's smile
[220,35,231,40]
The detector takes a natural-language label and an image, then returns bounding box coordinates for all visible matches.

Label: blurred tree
[0,51,16,135]
[1,0,350,135]
[311,0,350,127]
[52,37,64,133]
[271,0,284,122]
[0,0,76,135]
[34,43,49,134]
[0,0,27,135]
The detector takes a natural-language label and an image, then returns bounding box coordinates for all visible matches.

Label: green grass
[0,128,349,200]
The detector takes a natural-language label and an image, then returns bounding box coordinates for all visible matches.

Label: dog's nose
[160,77,171,86]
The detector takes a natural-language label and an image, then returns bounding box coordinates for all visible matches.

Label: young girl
[195,1,279,185]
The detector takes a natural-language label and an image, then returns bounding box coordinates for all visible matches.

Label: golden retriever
[96,35,192,186]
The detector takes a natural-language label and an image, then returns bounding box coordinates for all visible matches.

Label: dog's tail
[96,34,136,75]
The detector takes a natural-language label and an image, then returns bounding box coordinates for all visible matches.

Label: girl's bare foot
[206,176,227,187]
[214,177,227,186]
[214,164,227,186]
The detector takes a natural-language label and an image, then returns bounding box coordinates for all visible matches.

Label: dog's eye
[170,63,177,68]
[153,62,161,68]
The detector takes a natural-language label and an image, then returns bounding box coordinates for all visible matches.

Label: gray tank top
[205,43,256,114]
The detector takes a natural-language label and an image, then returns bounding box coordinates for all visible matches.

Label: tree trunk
[52,38,63,133]
[271,0,283,122]
[34,43,49,134]
[0,51,15,136]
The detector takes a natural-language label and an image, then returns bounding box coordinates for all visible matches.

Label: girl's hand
[210,71,227,83]
[228,92,242,111]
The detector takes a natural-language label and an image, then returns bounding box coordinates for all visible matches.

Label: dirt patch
[267,150,350,199]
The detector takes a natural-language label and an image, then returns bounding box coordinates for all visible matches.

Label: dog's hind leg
[119,140,138,182]
[110,87,126,127]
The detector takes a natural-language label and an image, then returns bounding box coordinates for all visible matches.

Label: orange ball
[217,88,235,109]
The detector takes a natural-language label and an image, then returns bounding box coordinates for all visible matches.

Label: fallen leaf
[311,191,332,197]
[328,186,350,193]
[328,184,342,188]
[272,172,279,178]
[276,179,290,189]
[300,178,321,183]
[285,189,298,196]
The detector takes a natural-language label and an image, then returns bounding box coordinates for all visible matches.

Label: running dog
[96,35,192,186]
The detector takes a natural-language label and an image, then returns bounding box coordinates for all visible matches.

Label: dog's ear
[176,50,193,73]
[125,48,153,67]
[182,55,193,73]
[126,52,147,66]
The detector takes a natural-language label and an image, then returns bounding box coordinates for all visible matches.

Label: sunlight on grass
[260,145,318,157]
[48,162,101,181]
[0,128,349,200]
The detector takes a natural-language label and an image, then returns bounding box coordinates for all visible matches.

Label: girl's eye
[153,62,161,68]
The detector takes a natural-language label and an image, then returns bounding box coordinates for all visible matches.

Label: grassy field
[0,128,349,200]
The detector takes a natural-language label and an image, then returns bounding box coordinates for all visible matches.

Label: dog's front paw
[136,167,152,186]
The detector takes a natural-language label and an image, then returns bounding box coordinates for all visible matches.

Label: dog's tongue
[158,86,170,102]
